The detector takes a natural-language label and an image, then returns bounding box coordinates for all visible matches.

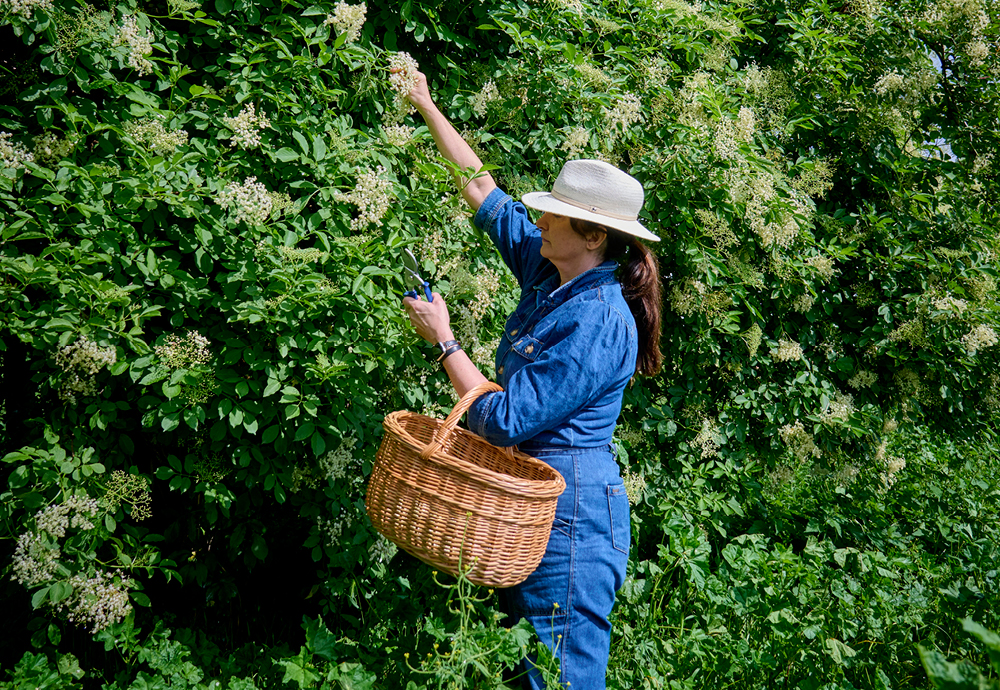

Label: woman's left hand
[403,292,454,343]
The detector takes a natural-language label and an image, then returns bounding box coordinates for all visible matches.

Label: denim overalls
[467,188,634,690]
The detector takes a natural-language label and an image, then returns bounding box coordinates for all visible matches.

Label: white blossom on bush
[561,126,590,156]
[55,570,133,633]
[35,495,100,539]
[388,52,419,110]
[113,15,154,76]
[323,1,366,42]
[217,177,273,225]
[55,336,118,403]
[335,166,392,231]
[820,391,855,425]
[155,331,212,369]
[221,103,270,149]
[771,339,803,362]
[33,132,78,166]
[1,131,34,171]
[848,369,877,389]
[805,255,837,281]
[123,118,188,157]
[12,531,61,587]
[1,0,53,18]
[471,79,499,118]
[319,436,357,481]
[961,324,998,355]
[383,123,414,147]
[604,93,643,133]
[779,420,821,461]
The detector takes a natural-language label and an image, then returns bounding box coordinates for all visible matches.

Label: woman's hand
[394,68,435,114]
[403,292,454,344]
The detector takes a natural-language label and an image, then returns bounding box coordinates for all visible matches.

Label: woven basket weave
[366,381,566,587]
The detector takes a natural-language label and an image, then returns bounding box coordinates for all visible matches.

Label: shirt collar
[536,260,618,307]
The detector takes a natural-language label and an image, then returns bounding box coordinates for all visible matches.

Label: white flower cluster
[805,255,837,281]
[12,532,61,587]
[1,131,34,171]
[155,331,211,369]
[714,107,756,160]
[323,1,366,43]
[848,369,877,389]
[961,324,998,355]
[319,436,357,481]
[820,391,855,425]
[471,79,500,118]
[874,71,906,95]
[218,176,273,225]
[35,495,100,539]
[55,336,117,403]
[55,570,133,633]
[791,293,815,313]
[335,166,392,232]
[368,535,397,564]
[779,421,821,461]
[693,418,721,458]
[1,0,53,17]
[622,468,647,506]
[388,52,420,109]
[113,15,154,76]
[771,339,803,362]
[33,132,78,166]
[318,516,346,546]
[469,267,502,322]
[560,126,590,156]
[931,294,967,319]
[221,103,270,149]
[882,454,906,489]
[383,123,414,146]
[832,464,860,489]
[604,93,643,133]
[921,0,990,66]
[123,118,188,157]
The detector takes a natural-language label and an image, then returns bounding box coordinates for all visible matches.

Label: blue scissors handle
[403,283,433,302]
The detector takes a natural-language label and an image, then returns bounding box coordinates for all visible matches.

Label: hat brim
[521,192,661,242]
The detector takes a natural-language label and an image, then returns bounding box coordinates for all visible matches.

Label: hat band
[550,189,638,222]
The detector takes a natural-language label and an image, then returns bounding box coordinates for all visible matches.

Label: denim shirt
[466,187,638,449]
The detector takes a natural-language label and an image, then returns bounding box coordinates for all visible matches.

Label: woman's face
[536,212,594,263]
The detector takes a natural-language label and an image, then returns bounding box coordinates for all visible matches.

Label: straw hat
[521,159,660,242]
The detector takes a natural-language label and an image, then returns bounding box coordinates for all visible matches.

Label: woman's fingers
[403,292,452,343]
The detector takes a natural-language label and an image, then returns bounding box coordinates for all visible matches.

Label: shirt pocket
[607,483,630,555]
[511,335,543,362]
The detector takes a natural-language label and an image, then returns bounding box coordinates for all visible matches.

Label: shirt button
[510,328,518,337]
[498,366,504,376]
[525,345,534,354]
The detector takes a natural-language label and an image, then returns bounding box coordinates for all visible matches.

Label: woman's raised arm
[405,70,497,212]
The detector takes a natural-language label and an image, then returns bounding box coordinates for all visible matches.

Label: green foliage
[919,620,1000,690]
[2,0,1000,686]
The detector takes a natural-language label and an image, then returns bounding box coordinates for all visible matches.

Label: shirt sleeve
[465,307,635,447]
[473,187,551,290]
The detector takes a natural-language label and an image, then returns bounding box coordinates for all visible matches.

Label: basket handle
[419,381,514,461]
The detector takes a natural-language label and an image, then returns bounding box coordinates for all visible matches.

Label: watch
[435,339,462,362]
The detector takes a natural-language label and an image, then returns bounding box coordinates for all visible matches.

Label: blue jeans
[500,445,630,689]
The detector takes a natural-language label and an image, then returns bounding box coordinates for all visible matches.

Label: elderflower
[693,418,721,458]
[820,391,855,425]
[931,294,967,319]
[112,15,154,76]
[791,293,815,313]
[805,255,837,281]
[323,1,366,42]
[561,126,590,157]
[1,131,34,171]
[123,118,188,157]
[622,469,647,506]
[604,93,643,133]
[779,421,821,461]
[319,436,357,481]
[105,471,152,520]
[771,339,803,362]
[471,79,499,118]
[335,165,392,232]
[217,176,273,225]
[368,535,397,564]
[55,336,117,403]
[882,455,906,489]
[221,103,271,149]
[874,71,906,95]
[383,123,414,147]
[12,532,61,586]
[155,331,211,369]
[35,495,100,539]
[388,52,420,109]
[961,324,998,355]
[848,369,877,389]
[1,0,53,17]
[32,131,77,166]
[56,570,133,633]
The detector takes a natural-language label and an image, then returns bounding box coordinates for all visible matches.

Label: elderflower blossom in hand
[221,103,271,149]
[113,15,154,76]
[388,52,419,112]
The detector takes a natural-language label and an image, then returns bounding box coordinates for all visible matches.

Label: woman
[401,71,663,690]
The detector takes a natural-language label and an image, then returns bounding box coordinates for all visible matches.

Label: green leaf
[295,422,315,441]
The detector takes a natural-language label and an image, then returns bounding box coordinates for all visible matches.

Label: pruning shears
[401,248,434,302]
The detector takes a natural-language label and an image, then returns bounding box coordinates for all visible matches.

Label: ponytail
[570,218,663,377]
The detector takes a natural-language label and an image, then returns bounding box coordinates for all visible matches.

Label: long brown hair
[570,217,663,376]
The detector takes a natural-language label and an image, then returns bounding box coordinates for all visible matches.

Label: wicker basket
[365,381,566,587]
